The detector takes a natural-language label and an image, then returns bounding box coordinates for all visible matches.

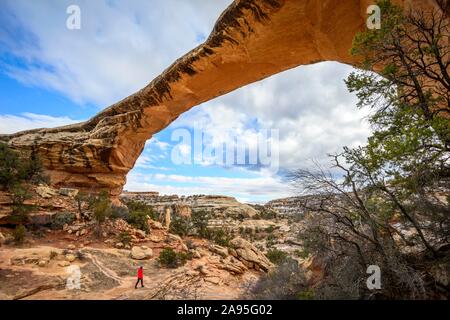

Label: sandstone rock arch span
[1,0,445,197]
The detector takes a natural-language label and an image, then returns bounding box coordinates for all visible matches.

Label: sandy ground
[0,241,258,300]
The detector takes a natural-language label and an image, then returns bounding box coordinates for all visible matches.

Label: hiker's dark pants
[135,278,144,288]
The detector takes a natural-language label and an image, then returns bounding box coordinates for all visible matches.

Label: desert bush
[208,229,232,247]
[170,215,192,237]
[118,231,132,246]
[243,259,310,300]
[9,184,33,224]
[49,251,58,260]
[88,191,112,223]
[110,205,129,220]
[121,200,155,231]
[191,210,209,238]
[158,248,188,268]
[13,225,26,244]
[266,249,290,265]
[0,143,47,189]
[294,249,310,259]
[75,250,85,261]
[127,209,150,232]
[51,211,75,229]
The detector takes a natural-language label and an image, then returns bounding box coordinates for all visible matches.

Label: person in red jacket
[135,266,144,289]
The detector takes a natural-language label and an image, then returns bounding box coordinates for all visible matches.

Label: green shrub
[127,209,150,232]
[0,143,47,189]
[169,215,192,237]
[158,248,188,268]
[125,200,156,219]
[9,184,33,224]
[110,205,129,220]
[297,289,315,300]
[49,251,58,260]
[122,200,156,231]
[191,210,209,238]
[294,249,310,259]
[13,225,26,244]
[208,229,232,247]
[266,249,289,265]
[118,231,132,246]
[88,191,112,223]
[51,211,75,229]
[75,250,85,261]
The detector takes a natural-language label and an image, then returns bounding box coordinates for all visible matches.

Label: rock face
[131,246,153,260]
[0,0,443,196]
[121,192,259,219]
[230,237,274,272]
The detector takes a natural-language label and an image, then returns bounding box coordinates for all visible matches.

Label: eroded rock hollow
[0,0,445,196]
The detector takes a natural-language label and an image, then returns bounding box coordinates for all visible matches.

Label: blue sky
[0,0,371,203]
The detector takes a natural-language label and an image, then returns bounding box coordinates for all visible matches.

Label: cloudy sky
[0,0,371,203]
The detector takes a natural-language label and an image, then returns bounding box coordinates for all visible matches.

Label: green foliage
[158,248,188,268]
[191,210,210,238]
[88,191,112,224]
[266,249,289,265]
[118,231,132,246]
[169,210,212,239]
[169,214,192,237]
[297,289,315,300]
[122,200,155,232]
[9,184,33,224]
[51,211,75,229]
[127,209,150,232]
[294,249,310,259]
[49,251,58,260]
[208,228,232,247]
[13,225,26,244]
[0,143,47,189]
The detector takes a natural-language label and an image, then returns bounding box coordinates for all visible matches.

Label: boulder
[149,235,163,243]
[59,188,79,197]
[230,237,274,272]
[148,219,164,230]
[208,244,229,258]
[217,256,248,274]
[65,254,76,262]
[134,229,146,239]
[115,242,124,249]
[38,260,49,267]
[131,246,153,260]
[167,234,182,242]
[35,184,57,198]
[58,261,70,267]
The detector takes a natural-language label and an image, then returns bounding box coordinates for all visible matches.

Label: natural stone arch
[0,0,445,197]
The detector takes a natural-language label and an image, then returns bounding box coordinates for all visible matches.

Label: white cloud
[170,62,372,172]
[0,112,81,134]
[1,0,232,106]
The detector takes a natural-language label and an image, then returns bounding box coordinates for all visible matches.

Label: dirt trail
[82,250,123,284]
